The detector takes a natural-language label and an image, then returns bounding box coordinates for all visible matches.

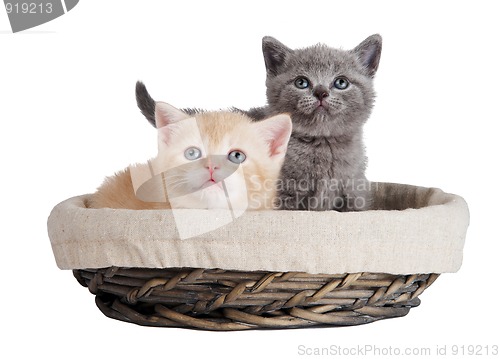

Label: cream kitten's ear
[155,101,189,128]
[254,114,292,158]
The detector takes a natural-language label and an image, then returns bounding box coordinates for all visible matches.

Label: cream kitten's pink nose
[205,163,220,173]
[205,162,220,181]
[205,157,222,173]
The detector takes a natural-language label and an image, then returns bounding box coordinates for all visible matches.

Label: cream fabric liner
[47,183,469,275]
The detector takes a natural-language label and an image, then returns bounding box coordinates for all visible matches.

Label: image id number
[5,2,53,14]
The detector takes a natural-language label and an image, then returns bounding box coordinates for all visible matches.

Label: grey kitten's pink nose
[313,86,330,100]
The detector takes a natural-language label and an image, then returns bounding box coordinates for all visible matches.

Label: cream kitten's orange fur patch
[89,102,292,210]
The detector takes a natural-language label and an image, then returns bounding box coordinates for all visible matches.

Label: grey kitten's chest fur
[252,108,370,211]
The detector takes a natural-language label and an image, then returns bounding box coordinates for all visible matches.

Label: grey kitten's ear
[353,34,382,77]
[155,102,189,128]
[262,36,292,76]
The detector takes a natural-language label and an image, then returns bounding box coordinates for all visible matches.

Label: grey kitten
[135,34,382,211]
[246,35,382,211]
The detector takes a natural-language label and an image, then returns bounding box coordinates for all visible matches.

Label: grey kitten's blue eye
[294,77,309,89]
[228,150,246,164]
[184,147,202,160]
[333,77,349,90]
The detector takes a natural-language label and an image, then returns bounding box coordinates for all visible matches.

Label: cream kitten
[89,102,292,210]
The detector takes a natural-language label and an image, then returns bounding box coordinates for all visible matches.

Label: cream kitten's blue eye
[294,77,309,89]
[333,77,349,90]
[184,147,202,160]
[228,150,246,164]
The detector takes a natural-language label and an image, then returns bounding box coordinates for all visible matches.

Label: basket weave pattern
[74,267,439,330]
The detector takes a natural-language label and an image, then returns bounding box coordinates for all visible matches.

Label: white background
[1,1,498,358]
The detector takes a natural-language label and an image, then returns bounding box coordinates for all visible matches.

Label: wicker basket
[48,183,468,330]
[73,267,438,330]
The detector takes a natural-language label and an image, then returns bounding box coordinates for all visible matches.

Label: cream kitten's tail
[136,81,156,128]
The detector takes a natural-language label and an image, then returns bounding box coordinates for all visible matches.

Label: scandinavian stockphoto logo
[4,0,79,33]
[129,118,248,240]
